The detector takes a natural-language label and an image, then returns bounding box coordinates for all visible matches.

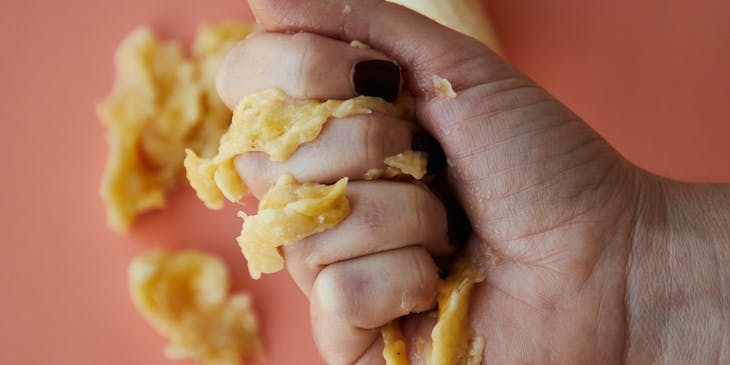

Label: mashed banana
[99,22,253,231]
[184,88,415,209]
[432,75,457,99]
[384,150,428,180]
[182,59,478,365]
[382,321,410,365]
[105,16,483,365]
[430,257,487,365]
[128,250,260,365]
[381,257,487,365]
[237,175,350,279]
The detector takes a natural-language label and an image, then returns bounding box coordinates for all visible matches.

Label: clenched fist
[217,1,730,364]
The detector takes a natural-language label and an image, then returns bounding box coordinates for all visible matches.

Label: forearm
[626,177,730,364]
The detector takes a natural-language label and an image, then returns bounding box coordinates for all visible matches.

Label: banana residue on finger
[382,320,410,365]
[384,150,428,179]
[382,256,487,365]
[128,250,261,365]
[350,40,370,49]
[237,175,350,279]
[430,257,487,365]
[361,150,427,181]
[184,88,415,209]
[432,75,457,99]
[186,87,481,364]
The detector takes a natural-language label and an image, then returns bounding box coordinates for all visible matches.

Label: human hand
[218,29,454,364]
[219,0,730,364]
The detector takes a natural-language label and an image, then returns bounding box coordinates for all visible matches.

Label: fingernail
[411,132,446,175]
[352,60,401,102]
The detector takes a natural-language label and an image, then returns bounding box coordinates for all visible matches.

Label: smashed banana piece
[363,150,428,181]
[384,150,428,179]
[129,250,260,365]
[381,257,487,365]
[237,175,350,279]
[430,257,487,365]
[185,88,414,209]
[186,85,479,363]
[382,321,410,365]
[99,22,253,231]
[432,75,457,99]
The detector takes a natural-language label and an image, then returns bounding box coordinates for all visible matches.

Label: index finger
[216,31,399,109]
[248,0,505,94]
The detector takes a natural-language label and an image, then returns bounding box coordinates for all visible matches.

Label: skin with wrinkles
[219,1,730,364]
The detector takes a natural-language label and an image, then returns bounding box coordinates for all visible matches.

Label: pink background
[0,0,728,364]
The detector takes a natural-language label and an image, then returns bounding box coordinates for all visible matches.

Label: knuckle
[313,265,362,323]
[351,115,387,168]
[404,249,439,312]
[407,185,449,253]
[352,115,412,169]
[298,51,320,97]
[294,35,329,97]
[234,153,274,197]
[364,115,388,166]
[293,237,324,270]
[410,184,441,222]
[228,32,268,62]
[351,194,385,234]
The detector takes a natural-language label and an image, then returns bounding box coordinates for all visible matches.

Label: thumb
[250,0,629,244]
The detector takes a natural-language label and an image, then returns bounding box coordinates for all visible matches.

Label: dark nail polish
[411,132,447,175]
[352,60,401,102]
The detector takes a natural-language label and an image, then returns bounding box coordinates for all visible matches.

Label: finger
[248,0,589,248]
[234,113,413,198]
[284,181,451,295]
[216,31,400,109]
[352,304,442,365]
[248,0,511,97]
[310,246,439,365]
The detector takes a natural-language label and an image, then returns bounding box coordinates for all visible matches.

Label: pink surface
[0,1,728,364]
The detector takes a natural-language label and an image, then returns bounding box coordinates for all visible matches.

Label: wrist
[663,180,730,245]
[625,174,730,364]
